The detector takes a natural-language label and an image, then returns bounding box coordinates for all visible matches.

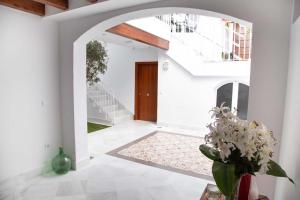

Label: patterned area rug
[107,131,213,180]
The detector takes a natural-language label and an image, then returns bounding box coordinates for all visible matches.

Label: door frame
[134,61,158,121]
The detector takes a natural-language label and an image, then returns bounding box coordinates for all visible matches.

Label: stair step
[108,109,130,117]
[90,94,112,100]
[113,114,133,124]
[103,104,119,111]
[88,85,133,125]
[92,100,118,107]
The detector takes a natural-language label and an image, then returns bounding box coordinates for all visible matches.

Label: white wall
[89,42,249,134]
[89,41,249,131]
[99,43,157,113]
[57,1,293,198]
[157,53,249,134]
[0,6,61,182]
[275,17,300,200]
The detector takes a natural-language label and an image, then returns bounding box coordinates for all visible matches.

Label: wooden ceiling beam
[0,0,45,16]
[33,0,68,10]
[106,23,169,50]
[87,0,110,4]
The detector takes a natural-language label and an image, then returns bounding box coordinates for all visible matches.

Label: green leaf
[266,160,294,184]
[212,161,239,196]
[199,144,221,161]
[86,40,108,85]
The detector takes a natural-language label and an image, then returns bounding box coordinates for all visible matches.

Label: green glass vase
[52,147,72,174]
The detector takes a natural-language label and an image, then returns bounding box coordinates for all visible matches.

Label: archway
[71,7,253,169]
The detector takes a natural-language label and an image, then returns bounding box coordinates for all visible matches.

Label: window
[216,83,233,108]
[216,82,249,119]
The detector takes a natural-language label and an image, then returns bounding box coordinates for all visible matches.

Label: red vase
[237,174,259,200]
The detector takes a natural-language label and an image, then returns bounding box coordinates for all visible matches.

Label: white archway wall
[275,17,300,200]
[61,6,253,169]
[56,1,293,199]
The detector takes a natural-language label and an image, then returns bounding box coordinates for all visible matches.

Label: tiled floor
[5,121,213,200]
[108,131,213,179]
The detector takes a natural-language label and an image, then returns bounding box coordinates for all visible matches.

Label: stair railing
[170,34,204,57]
[156,14,252,62]
[171,31,224,62]
[87,82,118,125]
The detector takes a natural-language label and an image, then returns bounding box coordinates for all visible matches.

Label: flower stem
[225,195,235,200]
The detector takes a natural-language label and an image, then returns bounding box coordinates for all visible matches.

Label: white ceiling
[45,0,166,21]
[95,31,154,49]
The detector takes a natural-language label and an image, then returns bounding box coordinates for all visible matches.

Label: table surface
[200,184,269,200]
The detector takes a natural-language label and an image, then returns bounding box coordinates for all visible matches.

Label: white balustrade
[156,14,252,62]
[87,82,119,124]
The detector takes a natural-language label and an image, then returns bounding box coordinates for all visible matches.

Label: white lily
[205,103,276,174]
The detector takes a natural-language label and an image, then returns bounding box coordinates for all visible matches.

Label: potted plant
[200,104,294,200]
[86,40,108,86]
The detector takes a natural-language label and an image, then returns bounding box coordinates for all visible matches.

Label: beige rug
[107,131,213,180]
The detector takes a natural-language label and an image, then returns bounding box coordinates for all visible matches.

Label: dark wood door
[135,62,158,122]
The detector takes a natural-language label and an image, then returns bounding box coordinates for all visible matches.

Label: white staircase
[155,14,252,62]
[156,14,252,77]
[128,15,251,77]
[166,34,204,76]
[87,83,133,125]
[165,33,250,77]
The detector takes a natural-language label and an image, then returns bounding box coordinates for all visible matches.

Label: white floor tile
[87,192,117,200]
[56,181,84,197]
[15,121,211,200]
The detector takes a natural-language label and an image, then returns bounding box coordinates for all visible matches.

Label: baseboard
[0,163,50,183]
[0,157,91,199]
[0,164,48,199]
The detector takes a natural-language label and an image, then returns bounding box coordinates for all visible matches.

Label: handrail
[155,14,251,61]
[87,82,118,124]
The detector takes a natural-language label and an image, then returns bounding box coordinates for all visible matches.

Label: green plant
[87,122,110,133]
[86,40,108,85]
[200,104,294,198]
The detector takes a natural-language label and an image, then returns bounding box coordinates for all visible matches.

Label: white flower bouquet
[200,104,294,199]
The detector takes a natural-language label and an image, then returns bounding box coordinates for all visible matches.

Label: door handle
[146,93,150,96]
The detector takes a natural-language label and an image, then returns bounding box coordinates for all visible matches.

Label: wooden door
[135,62,158,122]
